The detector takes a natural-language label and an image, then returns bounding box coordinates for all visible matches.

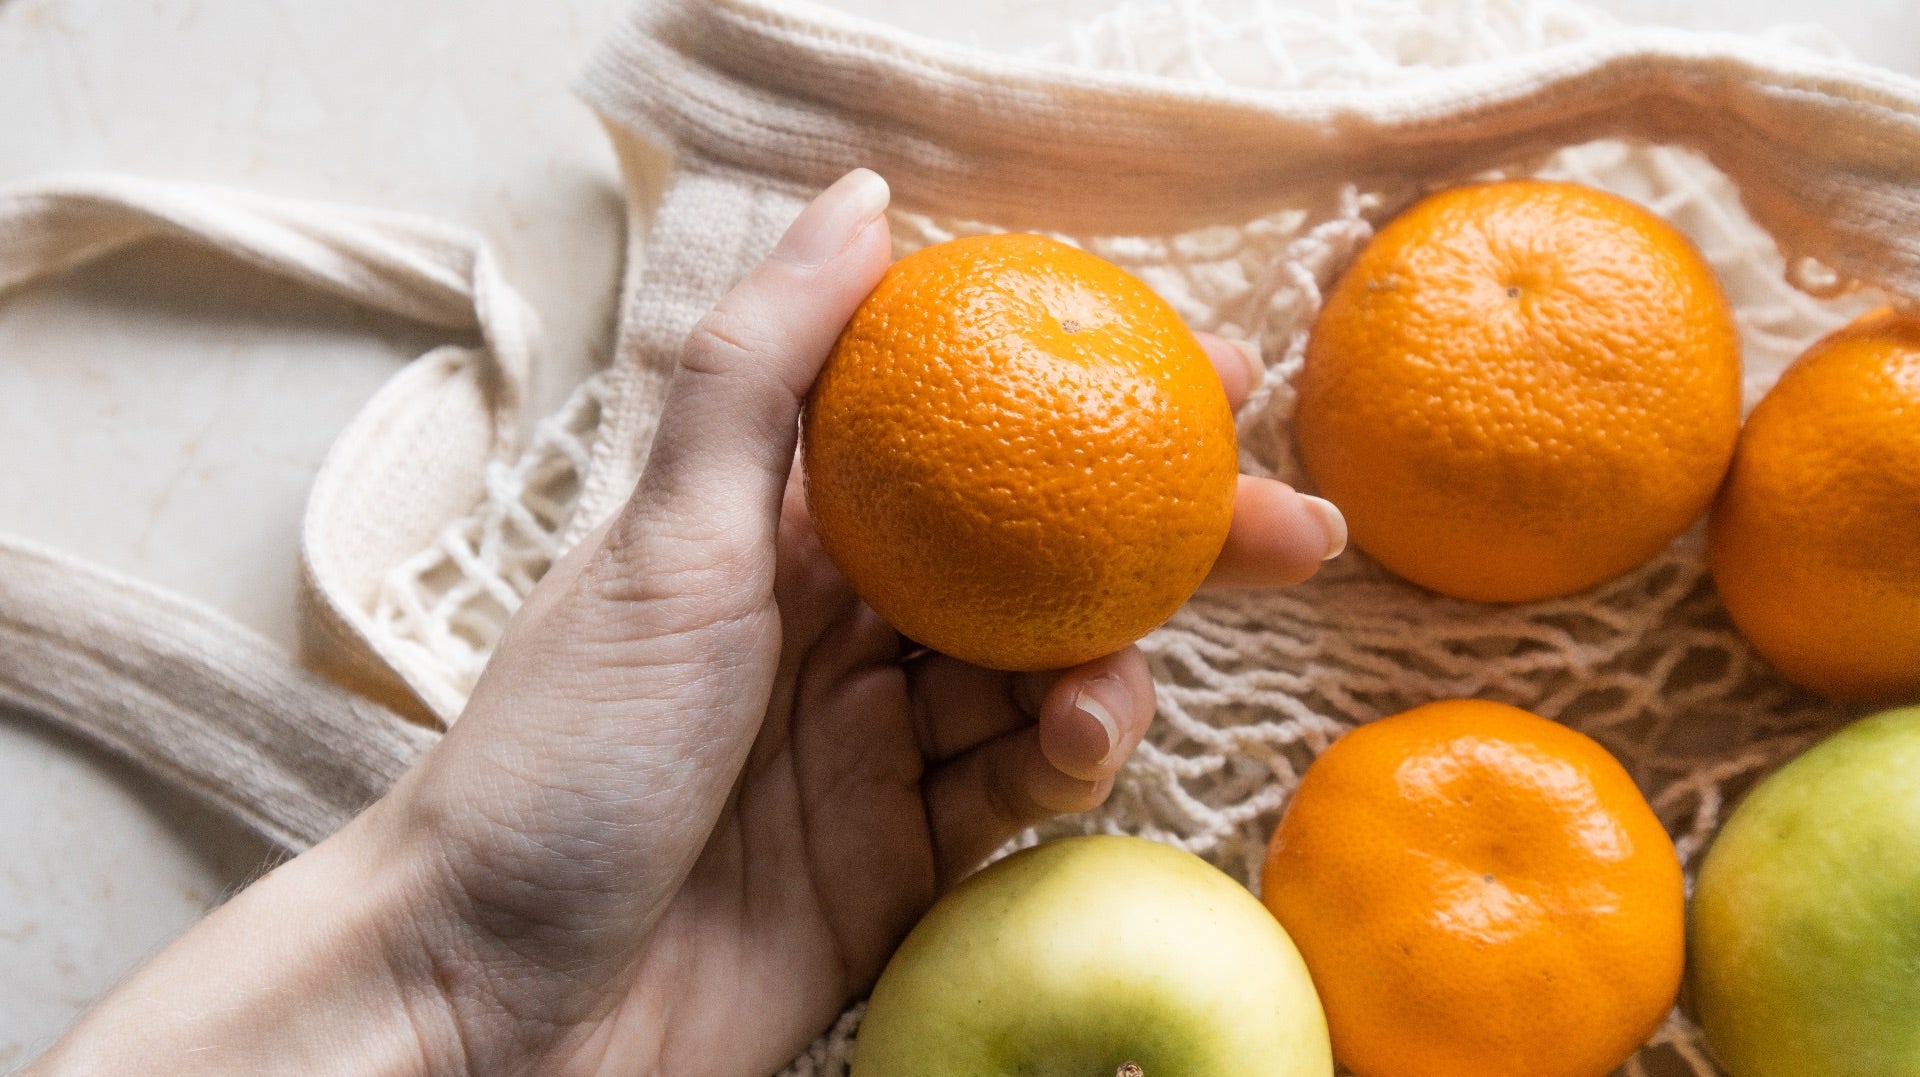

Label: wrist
[29,795,466,1076]
[371,769,651,1076]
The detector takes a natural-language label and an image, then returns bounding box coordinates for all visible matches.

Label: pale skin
[28,169,1346,1077]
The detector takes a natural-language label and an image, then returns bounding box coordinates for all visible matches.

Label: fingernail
[772,168,891,268]
[1301,494,1348,560]
[1231,338,1266,390]
[1074,677,1129,767]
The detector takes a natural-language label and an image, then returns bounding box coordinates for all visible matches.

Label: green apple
[1690,706,1920,1076]
[851,834,1331,1077]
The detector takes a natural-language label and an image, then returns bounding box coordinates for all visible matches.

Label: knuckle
[583,511,775,641]
[684,301,783,380]
[987,749,1047,827]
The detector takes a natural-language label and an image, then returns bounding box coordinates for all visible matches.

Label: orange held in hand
[1709,307,1920,702]
[1296,180,1742,602]
[1260,699,1685,1077]
[802,233,1239,671]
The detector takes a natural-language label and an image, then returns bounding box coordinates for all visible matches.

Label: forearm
[27,803,463,1077]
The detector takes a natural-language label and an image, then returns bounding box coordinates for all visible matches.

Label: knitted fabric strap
[0,173,538,846]
[582,0,1920,295]
[0,540,434,851]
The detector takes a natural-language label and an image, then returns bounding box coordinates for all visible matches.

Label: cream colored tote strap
[0,172,540,363]
[0,172,538,723]
[0,541,434,851]
[584,0,1920,296]
[0,173,543,844]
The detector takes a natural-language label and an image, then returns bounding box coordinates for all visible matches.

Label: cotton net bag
[8,0,1920,1073]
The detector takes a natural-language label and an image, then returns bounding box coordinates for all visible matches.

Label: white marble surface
[2,0,1918,1065]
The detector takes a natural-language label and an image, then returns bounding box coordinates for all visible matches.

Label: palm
[613,480,1054,1077]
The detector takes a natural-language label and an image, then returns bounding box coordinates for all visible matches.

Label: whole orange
[802,233,1239,671]
[1708,308,1920,702]
[1296,180,1742,602]
[1260,699,1685,1077]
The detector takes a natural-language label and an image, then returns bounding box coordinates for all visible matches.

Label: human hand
[30,169,1344,1077]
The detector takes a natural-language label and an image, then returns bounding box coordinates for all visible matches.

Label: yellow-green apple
[851,834,1331,1077]
[1690,706,1920,1076]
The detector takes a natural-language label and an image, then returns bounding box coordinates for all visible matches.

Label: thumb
[565,166,891,664]
[460,166,892,770]
[471,167,892,711]
[629,168,892,551]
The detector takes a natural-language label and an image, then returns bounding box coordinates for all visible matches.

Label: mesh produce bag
[7,0,1920,1073]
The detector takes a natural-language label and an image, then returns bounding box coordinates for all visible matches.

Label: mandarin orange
[1296,180,1742,602]
[1260,699,1685,1077]
[1708,307,1920,702]
[802,233,1238,671]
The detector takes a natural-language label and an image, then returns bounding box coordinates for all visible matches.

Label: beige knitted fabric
[0,172,528,842]
[6,1,1920,1074]
[0,539,434,851]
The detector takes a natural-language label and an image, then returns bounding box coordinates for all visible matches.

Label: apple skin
[1690,706,1920,1077]
[850,834,1331,1077]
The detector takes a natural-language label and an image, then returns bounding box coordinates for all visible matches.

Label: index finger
[1193,330,1265,412]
